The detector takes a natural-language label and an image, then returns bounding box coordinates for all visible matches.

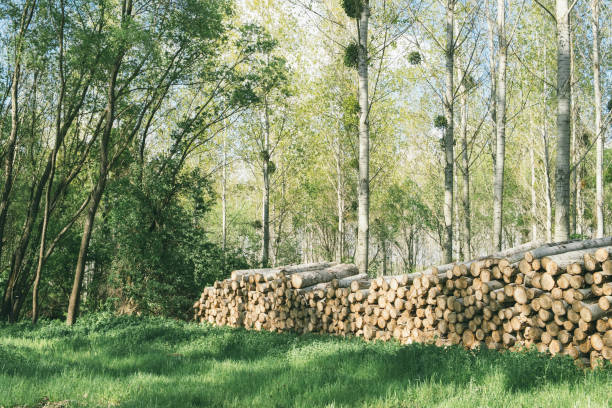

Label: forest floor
[0,314,611,408]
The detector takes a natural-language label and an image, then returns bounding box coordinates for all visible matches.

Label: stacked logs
[194,238,612,367]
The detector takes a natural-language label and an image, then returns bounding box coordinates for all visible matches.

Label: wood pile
[194,238,612,368]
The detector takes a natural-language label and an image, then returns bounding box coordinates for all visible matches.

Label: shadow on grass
[1,316,611,407]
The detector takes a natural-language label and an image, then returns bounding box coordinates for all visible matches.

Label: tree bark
[356,1,370,274]
[442,0,455,263]
[222,121,227,257]
[261,96,271,268]
[522,236,612,262]
[459,63,471,261]
[486,0,497,223]
[291,263,358,289]
[570,30,577,236]
[336,135,344,263]
[0,2,36,286]
[66,3,131,323]
[543,125,553,243]
[530,145,538,241]
[493,0,507,251]
[553,0,572,241]
[576,161,583,235]
[592,0,603,237]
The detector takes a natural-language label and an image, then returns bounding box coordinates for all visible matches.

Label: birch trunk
[493,0,507,251]
[356,1,370,274]
[553,0,572,241]
[442,0,455,263]
[592,0,603,237]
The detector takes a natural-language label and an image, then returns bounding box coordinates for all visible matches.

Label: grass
[0,314,611,408]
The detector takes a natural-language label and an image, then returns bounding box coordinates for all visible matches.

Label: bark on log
[581,301,612,322]
[231,262,336,280]
[519,238,612,264]
[338,273,369,288]
[291,264,358,289]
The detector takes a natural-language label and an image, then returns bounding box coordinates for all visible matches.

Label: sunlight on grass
[0,314,610,408]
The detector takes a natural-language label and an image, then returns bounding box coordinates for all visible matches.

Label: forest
[0,0,610,326]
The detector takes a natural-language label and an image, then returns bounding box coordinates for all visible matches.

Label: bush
[408,51,421,65]
[344,42,359,69]
[341,0,363,18]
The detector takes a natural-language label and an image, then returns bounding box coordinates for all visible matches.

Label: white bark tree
[492,0,507,250]
[356,1,371,274]
[442,0,456,263]
[591,0,604,237]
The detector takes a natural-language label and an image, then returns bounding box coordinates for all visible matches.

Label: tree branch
[534,0,557,22]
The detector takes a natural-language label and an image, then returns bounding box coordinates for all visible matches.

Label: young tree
[591,0,603,237]
[492,0,507,250]
[242,38,289,268]
[66,0,132,325]
[0,0,36,300]
[442,0,456,263]
[341,0,371,274]
[534,0,575,241]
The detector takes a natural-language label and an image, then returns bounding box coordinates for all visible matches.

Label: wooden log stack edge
[194,239,612,368]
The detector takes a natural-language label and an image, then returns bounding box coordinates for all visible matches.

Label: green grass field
[1,314,610,408]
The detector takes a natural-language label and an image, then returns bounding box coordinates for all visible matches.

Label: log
[291,264,358,289]
[595,247,610,263]
[232,262,336,280]
[580,302,612,323]
[420,240,544,276]
[520,238,612,264]
[338,273,369,288]
[598,296,612,312]
[533,247,612,279]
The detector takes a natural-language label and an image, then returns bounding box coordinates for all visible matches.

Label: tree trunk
[570,31,577,236]
[592,0,603,237]
[356,1,370,274]
[336,135,344,263]
[222,122,227,257]
[577,161,583,235]
[0,2,36,286]
[442,0,455,263]
[530,145,538,241]
[543,127,553,243]
[553,0,572,242]
[382,239,388,276]
[2,153,50,321]
[66,30,128,324]
[486,0,497,217]
[493,0,506,251]
[459,70,471,261]
[261,97,271,268]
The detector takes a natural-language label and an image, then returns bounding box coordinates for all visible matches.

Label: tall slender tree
[492,0,507,250]
[442,0,456,263]
[341,0,371,274]
[591,0,603,237]
[356,1,371,274]
[0,1,36,288]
